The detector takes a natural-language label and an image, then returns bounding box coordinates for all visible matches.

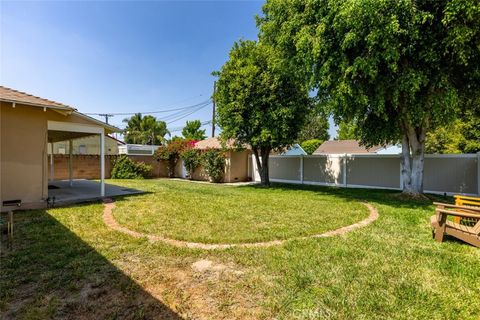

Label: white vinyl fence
[250,153,480,196]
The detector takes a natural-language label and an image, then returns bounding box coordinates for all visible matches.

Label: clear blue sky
[1,0,337,138]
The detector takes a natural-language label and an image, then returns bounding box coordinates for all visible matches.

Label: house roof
[107,135,126,145]
[0,86,75,111]
[0,86,119,133]
[313,140,383,154]
[194,137,239,150]
[281,144,307,156]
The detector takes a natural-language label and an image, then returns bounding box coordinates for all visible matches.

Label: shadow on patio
[0,206,182,319]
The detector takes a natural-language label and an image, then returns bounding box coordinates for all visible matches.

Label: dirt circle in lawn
[105,180,378,248]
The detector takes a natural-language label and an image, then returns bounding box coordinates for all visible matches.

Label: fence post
[300,155,304,184]
[477,152,480,196]
[343,154,347,188]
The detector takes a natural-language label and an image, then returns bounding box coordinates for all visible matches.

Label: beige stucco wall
[225,150,250,182]
[1,102,49,210]
[188,150,250,183]
[49,135,119,155]
[1,102,111,211]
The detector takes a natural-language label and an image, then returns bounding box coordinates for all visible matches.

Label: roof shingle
[313,140,382,154]
[0,86,75,110]
[194,137,243,150]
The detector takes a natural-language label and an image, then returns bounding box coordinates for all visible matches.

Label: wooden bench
[431,202,480,247]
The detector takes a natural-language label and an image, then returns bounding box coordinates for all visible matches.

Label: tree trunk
[253,147,271,186]
[400,124,426,195]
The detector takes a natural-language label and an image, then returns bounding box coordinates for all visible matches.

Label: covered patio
[0,86,129,211]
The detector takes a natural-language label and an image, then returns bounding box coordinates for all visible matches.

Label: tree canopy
[214,40,312,185]
[259,0,480,194]
[182,120,207,141]
[300,139,323,155]
[123,113,169,145]
[297,112,330,142]
[426,101,480,154]
[336,121,357,140]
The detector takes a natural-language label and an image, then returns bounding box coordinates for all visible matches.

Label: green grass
[111,179,369,244]
[1,179,479,319]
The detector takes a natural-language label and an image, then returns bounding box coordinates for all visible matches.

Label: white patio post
[68,140,73,187]
[50,142,54,181]
[100,131,105,197]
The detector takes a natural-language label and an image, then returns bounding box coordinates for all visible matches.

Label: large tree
[336,121,357,140]
[426,100,480,153]
[182,120,207,141]
[214,40,312,186]
[259,0,480,195]
[123,113,169,145]
[297,112,330,142]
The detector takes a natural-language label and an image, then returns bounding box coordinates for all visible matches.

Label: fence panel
[347,156,401,189]
[254,153,480,196]
[303,156,344,185]
[269,157,301,181]
[424,156,478,195]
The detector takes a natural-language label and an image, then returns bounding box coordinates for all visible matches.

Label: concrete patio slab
[48,179,143,205]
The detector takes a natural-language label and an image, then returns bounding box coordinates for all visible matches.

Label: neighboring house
[280,144,307,156]
[193,137,251,183]
[49,135,123,155]
[0,86,118,211]
[118,144,160,155]
[313,140,401,155]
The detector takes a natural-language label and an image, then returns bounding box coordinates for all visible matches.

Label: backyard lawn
[1,179,479,319]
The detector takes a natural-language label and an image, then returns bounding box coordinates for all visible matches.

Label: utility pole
[212,81,216,137]
[98,114,114,124]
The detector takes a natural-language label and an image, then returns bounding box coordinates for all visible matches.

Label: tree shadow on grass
[240,182,449,210]
[0,208,182,320]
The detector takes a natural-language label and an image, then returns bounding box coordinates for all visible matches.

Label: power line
[155,101,211,122]
[166,102,211,124]
[168,120,212,133]
[85,99,211,117]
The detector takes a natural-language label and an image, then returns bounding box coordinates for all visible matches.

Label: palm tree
[123,113,169,145]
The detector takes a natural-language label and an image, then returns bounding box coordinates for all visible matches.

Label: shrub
[111,155,152,179]
[154,140,192,177]
[300,139,324,155]
[202,148,226,183]
[181,148,202,179]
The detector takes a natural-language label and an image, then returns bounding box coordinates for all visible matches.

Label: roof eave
[0,98,76,112]
[72,111,120,133]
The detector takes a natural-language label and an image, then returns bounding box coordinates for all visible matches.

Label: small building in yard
[313,140,401,155]
[193,137,251,183]
[50,134,123,155]
[280,144,307,156]
[118,143,160,156]
[0,86,123,211]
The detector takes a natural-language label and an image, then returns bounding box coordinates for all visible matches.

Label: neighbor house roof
[313,140,383,154]
[194,137,240,150]
[0,86,75,111]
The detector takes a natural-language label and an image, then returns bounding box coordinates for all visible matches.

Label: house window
[79,145,87,154]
